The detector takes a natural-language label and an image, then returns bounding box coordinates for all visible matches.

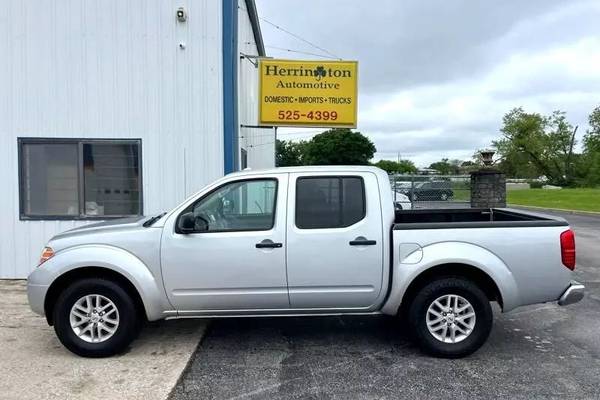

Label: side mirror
[178,212,204,234]
[178,212,195,233]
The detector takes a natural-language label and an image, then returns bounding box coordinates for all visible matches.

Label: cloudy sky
[255,0,600,167]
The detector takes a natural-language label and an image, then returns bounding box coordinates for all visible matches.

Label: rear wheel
[53,278,141,357]
[440,192,448,201]
[408,277,492,358]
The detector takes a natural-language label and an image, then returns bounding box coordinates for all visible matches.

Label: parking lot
[172,210,600,400]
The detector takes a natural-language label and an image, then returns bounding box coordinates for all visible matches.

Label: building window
[295,176,366,229]
[18,138,142,219]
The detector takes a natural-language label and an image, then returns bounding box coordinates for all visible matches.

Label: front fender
[381,241,521,314]
[27,244,168,321]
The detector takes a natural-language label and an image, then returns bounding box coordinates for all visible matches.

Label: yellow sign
[258,59,358,128]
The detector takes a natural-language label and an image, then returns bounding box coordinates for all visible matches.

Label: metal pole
[411,174,415,210]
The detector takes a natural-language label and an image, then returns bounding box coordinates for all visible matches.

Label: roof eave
[244,0,266,56]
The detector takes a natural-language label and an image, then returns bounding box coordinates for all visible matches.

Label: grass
[507,188,600,212]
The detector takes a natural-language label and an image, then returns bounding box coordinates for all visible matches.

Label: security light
[177,7,187,22]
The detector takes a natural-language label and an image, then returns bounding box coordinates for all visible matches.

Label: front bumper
[558,281,585,306]
[27,267,51,317]
[27,282,49,316]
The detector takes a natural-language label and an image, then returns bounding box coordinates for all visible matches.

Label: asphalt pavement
[171,210,600,400]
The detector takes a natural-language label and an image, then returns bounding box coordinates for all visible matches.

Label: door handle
[349,237,377,246]
[256,240,283,249]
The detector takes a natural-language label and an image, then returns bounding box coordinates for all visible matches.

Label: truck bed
[393,208,568,229]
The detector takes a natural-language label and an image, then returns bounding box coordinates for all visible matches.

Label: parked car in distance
[27,166,584,358]
[406,181,454,201]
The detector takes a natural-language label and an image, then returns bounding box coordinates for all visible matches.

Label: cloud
[256,0,600,167]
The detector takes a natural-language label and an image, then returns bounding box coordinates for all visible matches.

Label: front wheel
[408,277,492,358]
[53,278,142,357]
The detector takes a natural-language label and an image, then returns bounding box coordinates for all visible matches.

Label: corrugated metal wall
[0,0,226,278]
[237,0,276,169]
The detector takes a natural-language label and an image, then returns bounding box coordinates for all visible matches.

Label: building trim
[222,0,239,174]
[244,0,266,56]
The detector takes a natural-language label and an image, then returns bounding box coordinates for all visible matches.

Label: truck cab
[161,168,391,313]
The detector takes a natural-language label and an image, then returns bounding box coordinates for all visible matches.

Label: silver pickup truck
[27,166,584,358]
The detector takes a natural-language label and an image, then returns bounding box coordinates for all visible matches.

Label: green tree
[580,106,600,186]
[493,107,577,186]
[584,105,600,151]
[303,128,376,165]
[275,139,306,167]
[373,159,417,174]
[428,158,461,175]
[494,151,539,179]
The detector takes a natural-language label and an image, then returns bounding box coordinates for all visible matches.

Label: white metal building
[0,0,274,278]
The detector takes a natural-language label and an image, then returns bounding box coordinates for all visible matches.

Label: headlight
[39,246,54,265]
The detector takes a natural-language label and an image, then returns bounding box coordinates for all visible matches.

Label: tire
[440,192,448,201]
[408,277,492,358]
[53,278,142,357]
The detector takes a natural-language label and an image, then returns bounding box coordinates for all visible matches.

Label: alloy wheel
[69,294,120,343]
[426,294,476,343]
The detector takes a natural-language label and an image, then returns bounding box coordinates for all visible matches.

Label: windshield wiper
[143,212,166,227]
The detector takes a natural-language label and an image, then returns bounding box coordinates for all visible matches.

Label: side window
[187,179,277,232]
[295,176,365,229]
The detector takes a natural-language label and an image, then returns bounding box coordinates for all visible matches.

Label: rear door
[286,172,384,309]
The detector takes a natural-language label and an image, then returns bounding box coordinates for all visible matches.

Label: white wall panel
[237,0,275,170]
[0,0,224,277]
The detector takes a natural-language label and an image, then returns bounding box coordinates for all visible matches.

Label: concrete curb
[509,204,600,216]
[167,323,212,399]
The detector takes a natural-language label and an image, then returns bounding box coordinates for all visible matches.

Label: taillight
[39,246,54,265]
[560,230,576,270]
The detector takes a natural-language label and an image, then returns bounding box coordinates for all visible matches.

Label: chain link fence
[390,174,471,210]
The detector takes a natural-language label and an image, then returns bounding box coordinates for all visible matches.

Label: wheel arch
[399,263,503,317]
[44,266,146,325]
[37,244,169,324]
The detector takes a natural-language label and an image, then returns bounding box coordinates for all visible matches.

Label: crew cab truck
[27,166,584,358]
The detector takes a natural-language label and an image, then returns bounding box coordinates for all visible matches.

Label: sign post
[258,59,358,128]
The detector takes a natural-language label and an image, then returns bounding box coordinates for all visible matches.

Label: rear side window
[295,176,365,229]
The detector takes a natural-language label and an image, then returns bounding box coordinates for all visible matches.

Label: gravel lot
[0,281,207,400]
[172,210,600,400]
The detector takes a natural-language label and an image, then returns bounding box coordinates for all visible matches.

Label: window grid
[18,138,143,220]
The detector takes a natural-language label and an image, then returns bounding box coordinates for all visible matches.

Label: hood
[52,216,149,241]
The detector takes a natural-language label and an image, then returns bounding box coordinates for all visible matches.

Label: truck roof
[226,165,387,177]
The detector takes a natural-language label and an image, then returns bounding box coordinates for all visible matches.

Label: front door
[161,174,289,312]
[286,172,384,309]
